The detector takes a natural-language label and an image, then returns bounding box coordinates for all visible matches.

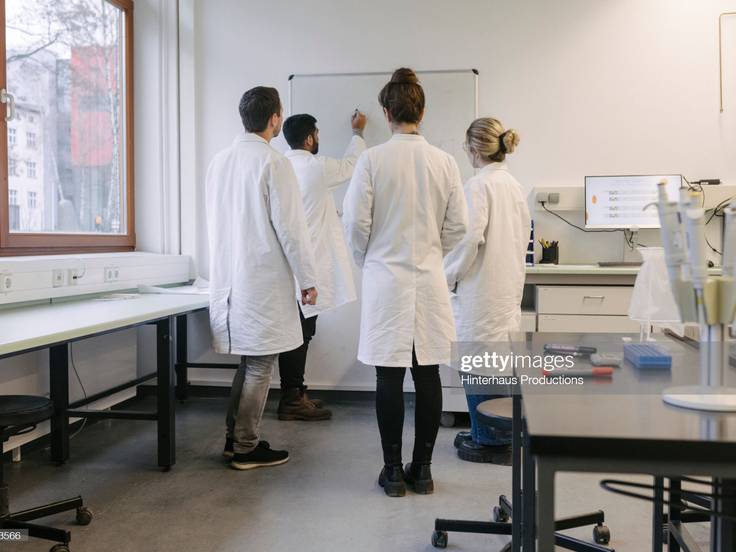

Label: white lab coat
[285,135,366,317]
[343,134,468,367]
[205,132,318,356]
[444,162,531,342]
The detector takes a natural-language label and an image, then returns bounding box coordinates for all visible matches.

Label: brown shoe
[278,388,332,421]
[301,386,324,409]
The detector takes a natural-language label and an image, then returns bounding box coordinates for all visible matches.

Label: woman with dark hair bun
[343,68,468,497]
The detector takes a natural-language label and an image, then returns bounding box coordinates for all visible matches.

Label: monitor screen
[584,175,683,229]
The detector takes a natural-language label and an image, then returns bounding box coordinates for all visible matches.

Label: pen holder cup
[540,244,559,265]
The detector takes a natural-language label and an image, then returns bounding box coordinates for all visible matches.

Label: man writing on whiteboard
[277,110,367,420]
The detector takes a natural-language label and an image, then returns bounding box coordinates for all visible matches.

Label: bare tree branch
[7,35,60,64]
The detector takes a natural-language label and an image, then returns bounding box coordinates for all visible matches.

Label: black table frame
[0,309,205,470]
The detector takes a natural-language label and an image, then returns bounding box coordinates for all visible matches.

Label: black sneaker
[230,446,289,470]
[223,438,270,459]
[454,431,472,449]
[457,440,512,465]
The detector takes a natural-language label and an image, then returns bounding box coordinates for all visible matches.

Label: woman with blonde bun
[444,117,531,463]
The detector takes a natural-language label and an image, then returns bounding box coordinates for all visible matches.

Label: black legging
[375,351,442,465]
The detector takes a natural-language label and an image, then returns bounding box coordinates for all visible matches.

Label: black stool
[433,397,612,551]
[0,396,93,552]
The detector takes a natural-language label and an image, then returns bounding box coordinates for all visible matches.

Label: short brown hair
[378,68,425,125]
[239,86,281,133]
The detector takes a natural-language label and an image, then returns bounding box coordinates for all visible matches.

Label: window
[25,161,36,179]
[0,0,134,255]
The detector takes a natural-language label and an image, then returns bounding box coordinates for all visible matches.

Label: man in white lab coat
[276,111,367,421]
[206,86,318,470]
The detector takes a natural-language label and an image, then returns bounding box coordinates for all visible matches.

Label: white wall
[181,0,736,388]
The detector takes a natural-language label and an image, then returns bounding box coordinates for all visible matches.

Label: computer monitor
[584,174,683,229]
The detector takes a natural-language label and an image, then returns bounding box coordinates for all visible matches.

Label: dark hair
[283,114,318,149]
[238,86,281,133]
[378,68,425,125]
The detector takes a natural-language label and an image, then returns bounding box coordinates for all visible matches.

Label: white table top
[0,290,209,357]
[526,264,641,276]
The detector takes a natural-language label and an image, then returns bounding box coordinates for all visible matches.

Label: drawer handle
[583,295,605,300]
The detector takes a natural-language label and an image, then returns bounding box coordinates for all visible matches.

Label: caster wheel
[500,543,512,552]
[593,524,611,545]
[76,506,93,526]
[493,505,510,523]
[50,545,70,552]
[440,412,456,428]
[431,530,448,548]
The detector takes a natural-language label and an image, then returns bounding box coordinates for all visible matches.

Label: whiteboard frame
[287,69,479,118]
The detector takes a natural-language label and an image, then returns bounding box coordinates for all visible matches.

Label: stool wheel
[493,505,510,523]
[500,543,512,552]
[593,524,611,544]
[431,530,448,548]
[439,412,456,428]
[50,545,70,552]
[76,506,93,526]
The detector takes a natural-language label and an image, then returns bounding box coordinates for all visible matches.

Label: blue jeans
[463,384,512,446]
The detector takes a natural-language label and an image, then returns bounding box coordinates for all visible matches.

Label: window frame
[0,0,135,256]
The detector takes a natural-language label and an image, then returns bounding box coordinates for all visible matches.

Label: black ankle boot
[378,444,406,497]
[405,440,435,494]
[404,462,434,494]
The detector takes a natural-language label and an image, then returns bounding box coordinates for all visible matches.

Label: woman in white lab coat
[343,68,468,497]
[444,118,531,463]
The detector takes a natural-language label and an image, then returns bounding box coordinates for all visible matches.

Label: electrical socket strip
[0,252,193,306]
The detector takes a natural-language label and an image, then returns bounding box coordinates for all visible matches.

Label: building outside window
[9,188,17,205]
[1,0,134,253]
[27,190,37,209]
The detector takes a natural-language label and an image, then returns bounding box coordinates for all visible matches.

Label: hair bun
[390,67,419,85]
[502,129,520,155]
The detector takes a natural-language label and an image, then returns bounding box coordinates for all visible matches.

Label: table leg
[49,344,70,464]
[175,314,189,401]
[512,393,522,552]
[157,317,175,469]
[522,420,536,552]
[652,476,664,552]
[536,458,555,552]
[668,478,681,552]
[712,477,736,552]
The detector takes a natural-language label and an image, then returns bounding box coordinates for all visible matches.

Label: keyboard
[623,343,672,369]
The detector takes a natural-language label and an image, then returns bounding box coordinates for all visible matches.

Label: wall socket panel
[0,272,12,292]
[0,253,192,305]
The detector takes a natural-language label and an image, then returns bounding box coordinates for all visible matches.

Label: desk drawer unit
[537,286,633,316]
[538,314,640,333]
[537,285,636,333]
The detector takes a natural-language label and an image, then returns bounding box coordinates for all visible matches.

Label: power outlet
[52,269,67,288]
[0,272,13,292]
[104,266,120,283]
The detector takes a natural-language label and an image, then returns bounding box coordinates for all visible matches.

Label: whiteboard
[283,69,479,181]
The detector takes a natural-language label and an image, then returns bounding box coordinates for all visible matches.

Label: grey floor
[7,393,709,552]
